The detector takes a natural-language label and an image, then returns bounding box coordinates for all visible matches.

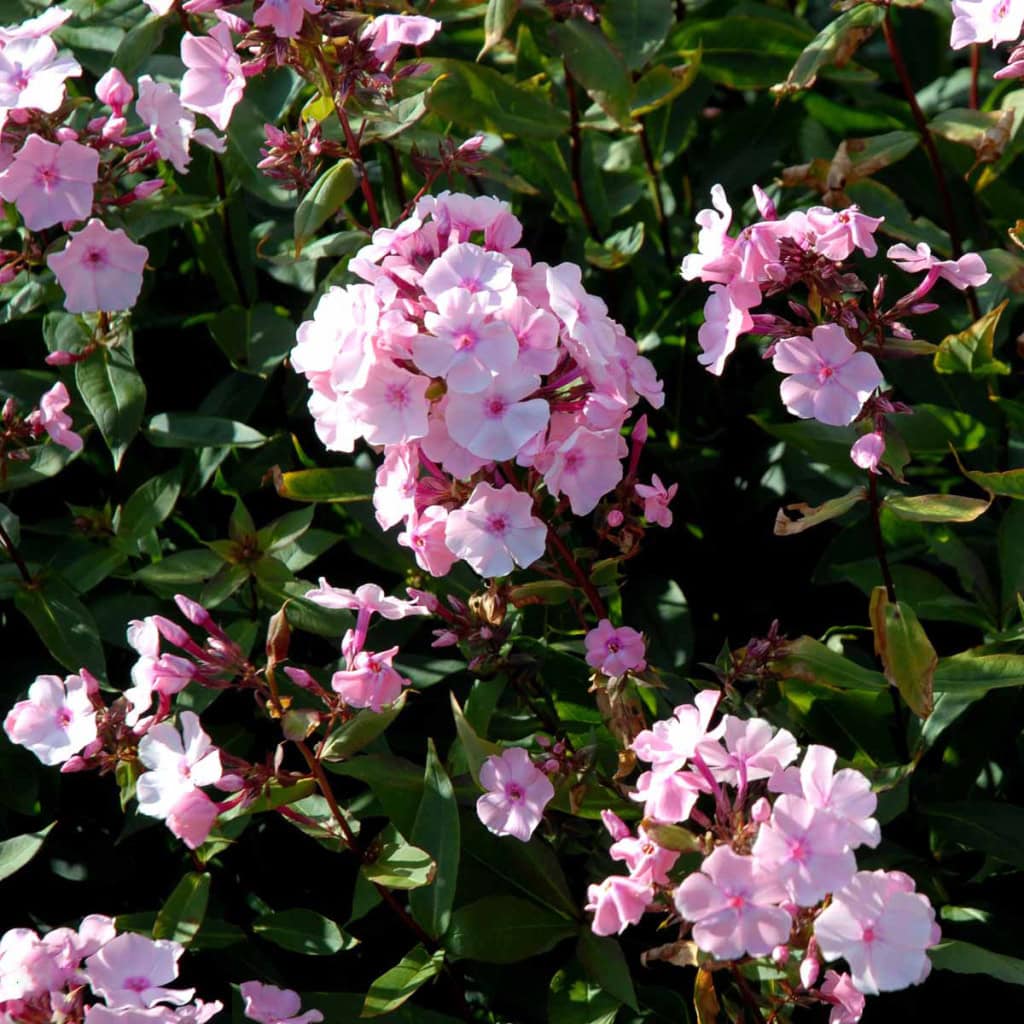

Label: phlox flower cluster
[585,692,939,1021]
[683,184,988,467]
[950,0,1024,79]
[291,191,664,579]
[0,915,322,1024]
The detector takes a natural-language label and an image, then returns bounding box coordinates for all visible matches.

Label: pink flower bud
[283,666,316,690]
[632,414,649,446]
[152,614,193,649]
[431,629,459,648]
[800,954,820,989]
[752,184,776,220]
[96,68,133,115]
[850,431,885,474]
[215,773,246,792]
[79,668,101,698]
[54,127,79,142]
[771,944,789,965]
[405,587,440,613]
[751,796,772,823]
[606,509,624,528]
[600,809,631,841]
[44,349,82,366]
[102,116,128,141]
[60,755,90,773]
[131,179,165,201]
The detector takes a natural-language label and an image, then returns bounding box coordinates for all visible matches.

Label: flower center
[505,782,525,802]
[55,708,73,728]
[484,397,507,418]
[486,514,508,536]
[386,382,410,410]
[123,976,151,993]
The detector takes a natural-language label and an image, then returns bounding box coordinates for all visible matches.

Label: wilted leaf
[774,486,866,535]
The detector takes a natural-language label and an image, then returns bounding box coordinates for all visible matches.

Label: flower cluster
[291,191,665,579]
[683,184,989,466]
[0,915,323,1024]
[586,692,939,1021]
[0,382,83,475]
[951,0,1024,79]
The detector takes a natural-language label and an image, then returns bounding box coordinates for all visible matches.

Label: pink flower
[995,40,1024,77]
[608,826,679,886]
[253,0,321,39]
[135,77,198,173]
[698,715,798,786]
[632,691,722,770]
[950,0,1024,48]
[136,711,223,821]
[584,620,647,677]
[85,933,193,1008]
[751,795,856,906]
[0,8,73,44]
[123,617,195,726]
[0,36,81,128]
[476,747,554,841]
[635,474,678,527]
[0,134,97,230]
[772,325,883,427]
[805,206,884,260]
[398,506,458,577]
[47,219,148,313]
[543,427,626,515]
[445,366,549,461]
[632,766,709,823]
[886,242,990,290]
[586,875,653,936]
[180,24,245,131]
[681,184,735,283]
[0,927,65,1000]
[240,980,323,1024]
[361,14,442,65]
[305,579,430,620]
[814,870,940,994]
[674,845,793,959]
[28,381,83,452]
[444,482,547,577]
[696,280,760,376]
[330,647,409,712]
[850,432,884,474]
[348,361,430,445]
[421,241,514,305]
[165,790,219,850]
[819,970,866,1024]
[4,672,96,766]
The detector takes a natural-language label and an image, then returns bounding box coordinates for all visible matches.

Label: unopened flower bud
[96,68,133,114]
[283,666,317,690]
[606,509,624,528]
[752,184,776,220]
[771,945,789,965]
[600,809,631,841]
[751,796,772,823]
[800,955,820,989]
[54,126,78,142]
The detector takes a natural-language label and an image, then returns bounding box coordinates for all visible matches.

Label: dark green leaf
[15,577,106,677]
[253,908,353,956]
[75,343,147,470]
[444,894,576,963]
[146,413,267,449]
[602,0,674,70]
[362,945,444,1017]
[0,823,55,882]
[153,873,210,946]
[294,159,359,255]
[272,466,373,503]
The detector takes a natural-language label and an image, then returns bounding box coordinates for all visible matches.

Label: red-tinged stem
[0,520,30,583]
[564,64,603,242]
[546,527,607,619]
[336,107,381,231]
[970,44,980,110]
[882,13,980,319]
[868,472,897,603]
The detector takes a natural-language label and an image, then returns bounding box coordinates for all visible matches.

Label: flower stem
[868,472,896,603]
[564,64,603,242]
[546,527,607,619]
[639,118,675,272]
[0,520,31,583]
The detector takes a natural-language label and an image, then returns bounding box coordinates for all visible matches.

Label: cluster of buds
[585,692,939,1023]
[0,382,82,474]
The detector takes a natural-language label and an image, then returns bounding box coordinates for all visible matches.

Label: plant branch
[638,117,675,271]
[868,473,896,603]
[564,64,603,242]
[335,107,382,231]
[0,519,30,583]
[970,44,980,110]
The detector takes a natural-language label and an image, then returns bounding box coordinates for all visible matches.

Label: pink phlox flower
[444,481,547,577]
[698,714,798,786]
[497,296,560,376]
[171,1000,224,1024]
[240,980,323,1024]
[422,398,492,479]
[585,875,653,936]
[772,324,883,427]
[135,711,222,820]
[348,360,430,446]
[632,690,722,770]
[421,241,514,307]
[84,932,193,1009]
[819,971,866,1024]
[305,579,429,621]
[0,35,81,128]
[361,14,442,65]
[584,620,647,677]
[85,1006,181,1022]
[609,826,679,886]
[697,279,760,376]
[180,24,245,131]
[543,427,626,515]
[135,77,198,173]
[814,869,940,994]
[123,617,195,725]
[372,443,419,531]
[950,0,1024,48]
[850,432,884,474]
[632,765,709,824]
[47,218,148,314]
[751,794,856,906]
[635,473,678,527]
[805,206,884,260]
[674,845,793,960]
[330,646,409,712]
[445,366,549,462]
[75,916,117,959]
[414,291,519,393]
[771,744,880,849]
[253,0,321,39]
[476,747,555,842]
[886,242,990,290]
[546,261,617,363]
[0,134,97,230]
[27,381,83,452]
[398,506,458,577]
[165,789,220,850]
[95,68,133,115]
[3,672,97,766]
[0,8,73,45]
[680,184,735,283]
[995,40,1024,77]
[0,928,66,1001]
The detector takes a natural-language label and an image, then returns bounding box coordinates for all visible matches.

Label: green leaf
[771,3,884,97]
[926,801,1024,869]
[319,693,407,762]
[146,413,267,449]
[427,59,569,139]
[272,466,373,503]
[933,652,1024,696]
[361,945,444,1017]
[602,0,673,70]
[253,908,353,956]
[444,894,576,963]
[410,740,460,939]
[630,58,702,117]
[450,692,501,786]
[135,550,224,589]
[883,493,991,523]
[153,873,210,946]
[869,588,937,718]
[116,469,183,543]
[630,577,692,670]
[553,20,634,127]
[934,301,1010,377]
[294,159,359,256]
[75,343,147,470]
[256,506,315,554]
[15,577,106,677]
[0,823,55,882]
[959,462,1024,499]
[479,0,519,59]
[930,940,1024,985]
[577,930,638,1011]
[771,636,886,691]
[774,486,867,535]
[584,223,645,270]
[111,13,165,78]
[549,963,619,1024]
[362,835,436,891]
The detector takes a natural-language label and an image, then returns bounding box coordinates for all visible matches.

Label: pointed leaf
[253,908,354,955]
[934,301,1010,377]
[0,823,55,882]
[294,159,359,256]
[869,587,936,718]
[75,342,146,469]
[153,873,210,946]
[361,945,444,1017]
[884,493,991,523]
